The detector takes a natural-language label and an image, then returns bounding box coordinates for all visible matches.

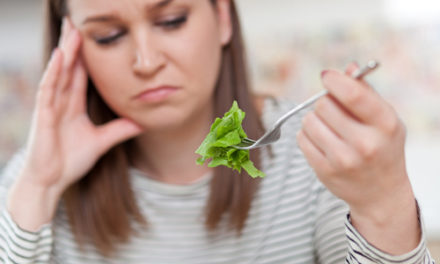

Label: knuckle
[345,87,363,106]
[382,114,402,137]
[383,120,398,135]
[323,164,337,177]
[357,139,379,159]
[334,154,357,171]
[354,133,383,160]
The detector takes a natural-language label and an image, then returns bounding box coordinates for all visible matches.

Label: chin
[122,97,210,132]
[134,110,188,132]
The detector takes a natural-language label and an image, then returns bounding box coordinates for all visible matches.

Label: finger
[58,17,70,47]
[56,17,81,96]
[37,48,63,108]
[302,112,354,161]
[301,113,326,155]
[95,119,144,154]
[345,62,359,76]
[296,130,332,176]
[314,96,383,162]
[314,95,365,144]
[302,111,362,174]
[58,29,82,93]
[53,29,82,112]
[63,28,82,75]
[321,70,392,127]
[67,57,88,115]
[345,61,371,88]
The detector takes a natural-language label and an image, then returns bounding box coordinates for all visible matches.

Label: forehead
[68,0,194,21]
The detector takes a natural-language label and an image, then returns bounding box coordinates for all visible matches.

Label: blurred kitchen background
[1,0,439,259]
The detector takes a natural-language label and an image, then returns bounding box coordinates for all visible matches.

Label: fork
[233,60,380,150]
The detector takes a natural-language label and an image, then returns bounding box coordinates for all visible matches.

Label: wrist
[350,179,416,225]
[7,177,62,232]
[349,183,421,255]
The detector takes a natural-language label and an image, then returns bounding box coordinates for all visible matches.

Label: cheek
[167,18,223,98]
[81,42,133,110]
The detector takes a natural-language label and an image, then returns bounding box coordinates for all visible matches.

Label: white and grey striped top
[0,99,434,263]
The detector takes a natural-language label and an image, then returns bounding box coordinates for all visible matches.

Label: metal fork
[233,60,380,150]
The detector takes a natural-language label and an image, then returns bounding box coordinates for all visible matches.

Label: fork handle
[274,90,328,128]
[273,60,380,128]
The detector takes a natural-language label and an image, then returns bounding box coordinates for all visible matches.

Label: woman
[0,0,434,263]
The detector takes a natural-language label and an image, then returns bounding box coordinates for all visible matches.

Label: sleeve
[313,181,435,264]
[0,150,54,263]
[345,203,436,264]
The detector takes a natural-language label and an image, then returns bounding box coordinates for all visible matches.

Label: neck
[131,106,214,185]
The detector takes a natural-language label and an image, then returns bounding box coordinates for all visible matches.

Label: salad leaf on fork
[195,101,265,178]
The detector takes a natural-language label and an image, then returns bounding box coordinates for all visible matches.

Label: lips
[133,85,179,103]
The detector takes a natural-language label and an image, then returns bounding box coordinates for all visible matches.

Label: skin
[71,0,233,182]
[297,64,420,254]
[7,0,232,229]
[7,0,420,257]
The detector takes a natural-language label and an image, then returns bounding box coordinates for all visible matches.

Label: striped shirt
[0,99,434,263]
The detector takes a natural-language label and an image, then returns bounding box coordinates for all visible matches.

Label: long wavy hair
[45,0,264,256]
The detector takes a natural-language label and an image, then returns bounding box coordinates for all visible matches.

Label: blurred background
[0,0,439,259]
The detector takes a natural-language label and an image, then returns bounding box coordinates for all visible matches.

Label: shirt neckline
[129,167,213,196]
[128,98,274,196]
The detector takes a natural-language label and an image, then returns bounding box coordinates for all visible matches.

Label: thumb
[345,61,359,76]
[96,118,144,153]
[345,61,372,89]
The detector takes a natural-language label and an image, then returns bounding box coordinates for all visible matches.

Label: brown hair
[45,0,264,256]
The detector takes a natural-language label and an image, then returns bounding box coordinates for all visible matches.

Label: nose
[132,32,165,77]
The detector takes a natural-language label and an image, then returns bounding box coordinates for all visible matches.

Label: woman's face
[69,0,232,130]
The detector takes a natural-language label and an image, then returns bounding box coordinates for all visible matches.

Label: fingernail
[321,70,329,79]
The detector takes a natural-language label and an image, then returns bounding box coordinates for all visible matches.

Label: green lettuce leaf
[195,101,265,178]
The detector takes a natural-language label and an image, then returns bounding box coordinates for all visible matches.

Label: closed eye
[93,14,187,45]
[95,31,126,45]
[157,15,187,30]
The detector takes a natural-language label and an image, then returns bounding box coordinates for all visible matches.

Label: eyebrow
[82,0,174,24]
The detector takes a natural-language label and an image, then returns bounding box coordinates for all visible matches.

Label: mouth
[133,85,180,103]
